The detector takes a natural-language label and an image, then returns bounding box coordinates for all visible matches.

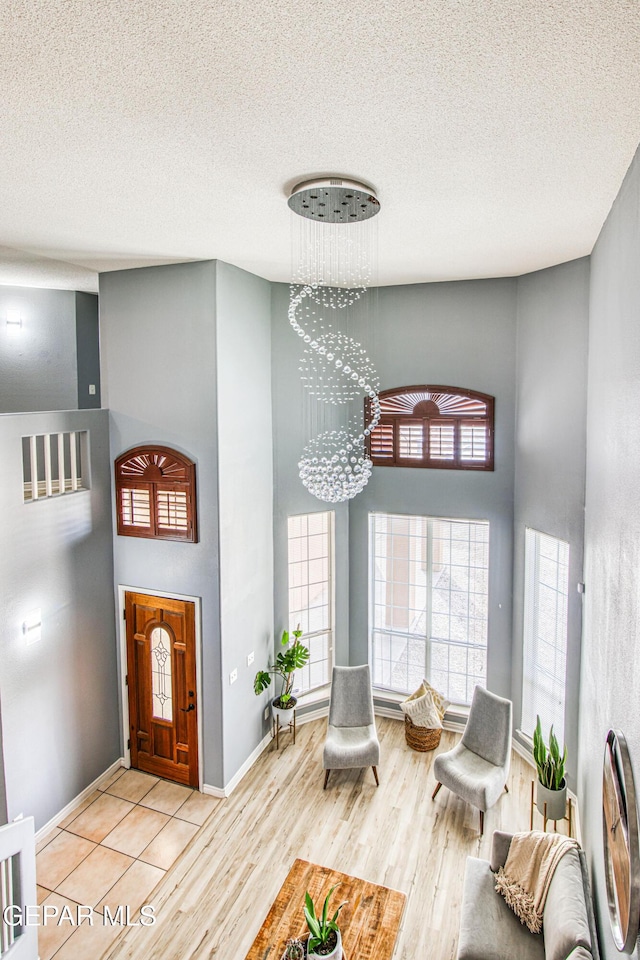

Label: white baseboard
[297,705,329,725]
[203,730,273,800]
[35,757,126,843]
[202,783,226,799]
[374,704,402,720]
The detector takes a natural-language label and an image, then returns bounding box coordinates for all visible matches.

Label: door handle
[180,704,195,712]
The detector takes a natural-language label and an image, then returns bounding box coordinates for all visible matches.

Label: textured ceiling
[1,0,640,289]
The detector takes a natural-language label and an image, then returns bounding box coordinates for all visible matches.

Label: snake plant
[304,884,347,954]
[533,715,567,790]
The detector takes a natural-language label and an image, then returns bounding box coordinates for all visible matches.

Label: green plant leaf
[534,717,567,789]
[304,896,321,941]
[253,671,272,695]
[281,629,290,647]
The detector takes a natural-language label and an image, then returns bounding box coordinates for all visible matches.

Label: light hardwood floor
[102,717,547,960]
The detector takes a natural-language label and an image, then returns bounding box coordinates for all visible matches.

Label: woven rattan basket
[404,715,442,751]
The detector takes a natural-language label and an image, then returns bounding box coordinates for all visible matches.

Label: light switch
[88,384,96,395]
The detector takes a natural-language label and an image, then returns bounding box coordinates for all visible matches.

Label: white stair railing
[0,819,37,959]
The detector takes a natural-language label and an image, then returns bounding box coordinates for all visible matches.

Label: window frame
[521,527,570,743]
[287,510,335,697]
[366,384,494,471]
[368,510,490,705]
[115,444,198,543]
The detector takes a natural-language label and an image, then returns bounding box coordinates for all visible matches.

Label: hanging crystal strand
[288,179,381,502]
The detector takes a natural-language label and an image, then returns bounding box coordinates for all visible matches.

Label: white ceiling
[1,0,640,291]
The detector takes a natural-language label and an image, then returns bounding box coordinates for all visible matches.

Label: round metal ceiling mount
[288,177,380,223]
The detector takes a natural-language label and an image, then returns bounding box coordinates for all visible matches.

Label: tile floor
[35,767,219,960]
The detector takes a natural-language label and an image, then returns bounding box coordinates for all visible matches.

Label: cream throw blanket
[494,831,579,933]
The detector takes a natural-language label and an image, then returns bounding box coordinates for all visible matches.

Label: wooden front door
[125,592,198,787]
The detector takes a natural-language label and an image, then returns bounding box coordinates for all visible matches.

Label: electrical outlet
[264,706,269,721]
[229,668,238,685]
[88,384,96,395]
[247,651,254,666]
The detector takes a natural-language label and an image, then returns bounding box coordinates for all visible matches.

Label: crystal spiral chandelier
[288,177,381,503]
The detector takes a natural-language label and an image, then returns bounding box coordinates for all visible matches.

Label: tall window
[370,512,489,704]
[288,511,334,694]
[521,528,569,743]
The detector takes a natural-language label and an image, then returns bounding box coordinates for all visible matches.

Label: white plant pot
[271,696,297,726]
[307,928,342,959]
[536,779,567,822]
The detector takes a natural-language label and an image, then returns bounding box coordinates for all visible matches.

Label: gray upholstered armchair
[323,665,380,788]
[432,685,512,835]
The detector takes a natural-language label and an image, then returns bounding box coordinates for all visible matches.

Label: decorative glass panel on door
[150,626,173,722]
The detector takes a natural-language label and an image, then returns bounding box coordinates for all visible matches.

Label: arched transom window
[115,445,198,541]
[366,385,494,471]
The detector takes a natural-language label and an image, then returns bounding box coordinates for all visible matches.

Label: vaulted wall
[579,143,640,959]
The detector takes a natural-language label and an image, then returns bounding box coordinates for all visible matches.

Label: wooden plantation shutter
[115,445,198,542]
[366,385,494,471]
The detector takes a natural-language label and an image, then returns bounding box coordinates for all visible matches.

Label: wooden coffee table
[245,858,406,960]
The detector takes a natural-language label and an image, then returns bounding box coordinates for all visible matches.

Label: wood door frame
[117,584,204,792]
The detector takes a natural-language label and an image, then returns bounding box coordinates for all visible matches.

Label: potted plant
[254,625,310,724]
[533,715,567,822]
[304,884,347,959]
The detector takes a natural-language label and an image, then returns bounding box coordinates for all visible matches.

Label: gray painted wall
[350,280,518,699]
[75,292,101,409]
[512,258,590,785]
[580,144,640,959]
[100,261,225,788]
[0,705,7,825]
[272,278,517,706]
[0,286,78,413]
[215,261,274,782]
[0,409,117,830]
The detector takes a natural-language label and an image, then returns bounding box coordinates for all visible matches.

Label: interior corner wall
[99,261,224,789]
[512,257,590,785]
[75,292,101,409]
[580,143,640,960]
[0,409,117,830]
[349,280,518,698]
[0,286,78,413]
[215,261,273,784]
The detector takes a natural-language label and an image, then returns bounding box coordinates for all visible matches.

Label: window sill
[294,684,331,708]
[372,687,470,727]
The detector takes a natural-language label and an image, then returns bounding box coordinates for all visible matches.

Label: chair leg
[479,810,484,836]
[372,766,379,787]
[504,783,509,794]
[432,782,443,800]
[323,769,330,790]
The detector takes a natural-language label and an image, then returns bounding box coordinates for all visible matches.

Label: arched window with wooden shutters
[115,445,198,542]
[365,385,495,471]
